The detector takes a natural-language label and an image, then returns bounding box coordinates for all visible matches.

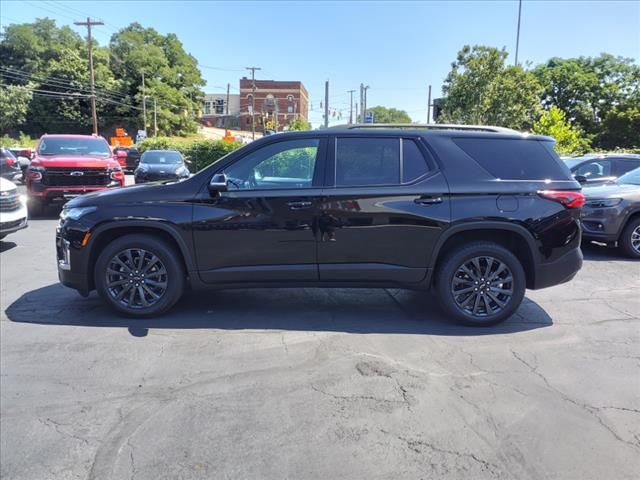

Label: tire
[94,234,185,317]
[435,242,526,327]
[619,217,640,259]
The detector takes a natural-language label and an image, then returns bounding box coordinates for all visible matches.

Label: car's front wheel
[619,217,640,259]
[435,242,526,326]
[94,234,185,317]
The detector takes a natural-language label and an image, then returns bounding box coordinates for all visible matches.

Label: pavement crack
[311,384,408,409]
[280,333,289,355]
[511,349,640,451]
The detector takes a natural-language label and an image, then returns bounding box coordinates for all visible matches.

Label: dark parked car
[0,148,23,182]
[57,125,584,326]
[582,167,640,258]
[113,146,141,172]
[564,154,640,186]
[134,150,190,183]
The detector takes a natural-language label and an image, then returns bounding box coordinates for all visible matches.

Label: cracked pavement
[1,209,639,479]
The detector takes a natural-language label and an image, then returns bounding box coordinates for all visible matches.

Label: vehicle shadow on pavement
[0,241,17,253]
[5,283,553,337]
[581,243,637,262]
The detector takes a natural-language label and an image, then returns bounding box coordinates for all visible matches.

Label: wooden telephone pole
[246,66,261,139]
[74,17,103,135]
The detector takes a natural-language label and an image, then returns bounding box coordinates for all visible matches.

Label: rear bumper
[531,247,583,290]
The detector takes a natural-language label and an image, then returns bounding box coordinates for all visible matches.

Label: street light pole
[515,0,522,66]
[348,89,355,124]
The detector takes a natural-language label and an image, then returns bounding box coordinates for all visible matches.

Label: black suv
[56,125,584,326]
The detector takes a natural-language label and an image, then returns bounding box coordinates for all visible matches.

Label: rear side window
[336,138,400,186]
[453,138,571,180]
[402,139,429,183]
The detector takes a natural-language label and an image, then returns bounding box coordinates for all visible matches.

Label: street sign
[365,111,374,124]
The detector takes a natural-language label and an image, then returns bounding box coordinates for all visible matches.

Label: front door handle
[287,200,313,210]
[415,196,443,205]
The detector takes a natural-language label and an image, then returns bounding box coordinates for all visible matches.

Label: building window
[215,98,224,114]
[287,95,294,102]
[265,94,276,108]
[287,106,293,113]
[246,94,254,102]
[204,101,211,115]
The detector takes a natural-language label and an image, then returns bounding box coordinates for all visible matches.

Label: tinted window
[225,138,319,190]
[453,138,570,180]
[141,151,183,164]
[336,138,400,186]
[614,159,640,177]
[575,159,612,179]
[402,139,429,182]
[37,137,111,157]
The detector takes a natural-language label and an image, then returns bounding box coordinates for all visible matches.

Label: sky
[1,0,639,127]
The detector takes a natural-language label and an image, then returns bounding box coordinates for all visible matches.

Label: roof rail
[329,123,520,134]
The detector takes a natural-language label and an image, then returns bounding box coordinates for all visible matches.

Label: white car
[0,177,28,240]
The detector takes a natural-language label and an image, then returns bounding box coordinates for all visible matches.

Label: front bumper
[29,184,116,201]
[581,205,624,242]
[0,202,28,236]
[56,226,91,295]
[531,247,583,290]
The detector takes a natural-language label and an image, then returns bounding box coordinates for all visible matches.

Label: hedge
[139,137,242,171]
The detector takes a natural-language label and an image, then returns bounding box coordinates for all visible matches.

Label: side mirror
[574,174,588,185]
[208,173,228,194]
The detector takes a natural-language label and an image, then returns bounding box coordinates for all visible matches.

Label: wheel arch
[431,222,538,289]
[86,221,195,291]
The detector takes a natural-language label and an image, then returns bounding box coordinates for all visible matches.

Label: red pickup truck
[26,134,125,212]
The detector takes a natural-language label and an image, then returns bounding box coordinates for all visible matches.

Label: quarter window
[225,139,319,190]
[575,159,612,179]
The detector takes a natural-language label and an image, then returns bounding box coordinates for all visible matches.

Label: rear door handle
[287,200,313,210]
[415,196,443,205]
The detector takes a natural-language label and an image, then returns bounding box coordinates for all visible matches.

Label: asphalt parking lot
[1,189,639,479]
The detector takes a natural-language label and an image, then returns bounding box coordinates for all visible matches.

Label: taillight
[5,157,15,166]
[538,190,585,209]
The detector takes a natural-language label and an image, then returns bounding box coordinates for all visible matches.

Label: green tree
[367,106,411,124]
[533,54,640,147]
[0,85,33,133]
[532,107,590,155]
[287,117,311,131]
[109,23,205,136]
[440,45,542,130]
[597,96,640,150]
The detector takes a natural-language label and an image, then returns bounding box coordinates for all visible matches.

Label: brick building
[239,78,309,131]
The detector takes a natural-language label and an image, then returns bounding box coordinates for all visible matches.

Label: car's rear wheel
[619,217,640,259]
[94,234,184,317]
[435,242,526,326]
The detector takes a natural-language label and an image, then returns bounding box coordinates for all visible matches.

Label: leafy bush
[140,137,242,171]
[0,132,38,148]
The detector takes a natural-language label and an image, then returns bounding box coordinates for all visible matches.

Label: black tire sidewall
[619,218,640,259]
[435,242,526,326]
[94,234,184,317]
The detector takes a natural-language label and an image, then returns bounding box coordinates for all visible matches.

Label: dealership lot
[1,197,639,479]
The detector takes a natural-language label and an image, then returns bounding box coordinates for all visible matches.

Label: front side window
[225,138,319,190]
[336,137,400,187]
[575,159,612,179]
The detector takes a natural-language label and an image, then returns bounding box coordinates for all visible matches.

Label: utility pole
[324,80,329,129]
[348,89,355,124]
[359,84,364,123]
[74,17,103,135]
[246,66,261,139]
[363,85,370,122]
[153,98,157,137]
[515,0,522,66]
[355,102,359,124]
[427,84,432,124]
[226,83,230,115]
[141,71,147,132]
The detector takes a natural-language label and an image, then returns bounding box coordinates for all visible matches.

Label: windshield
[141,151,183,164]
[616,167,640,185]
[38,137,112,157]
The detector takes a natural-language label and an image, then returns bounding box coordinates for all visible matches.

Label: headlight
[60,206,97,221]
[585,198,622,208]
